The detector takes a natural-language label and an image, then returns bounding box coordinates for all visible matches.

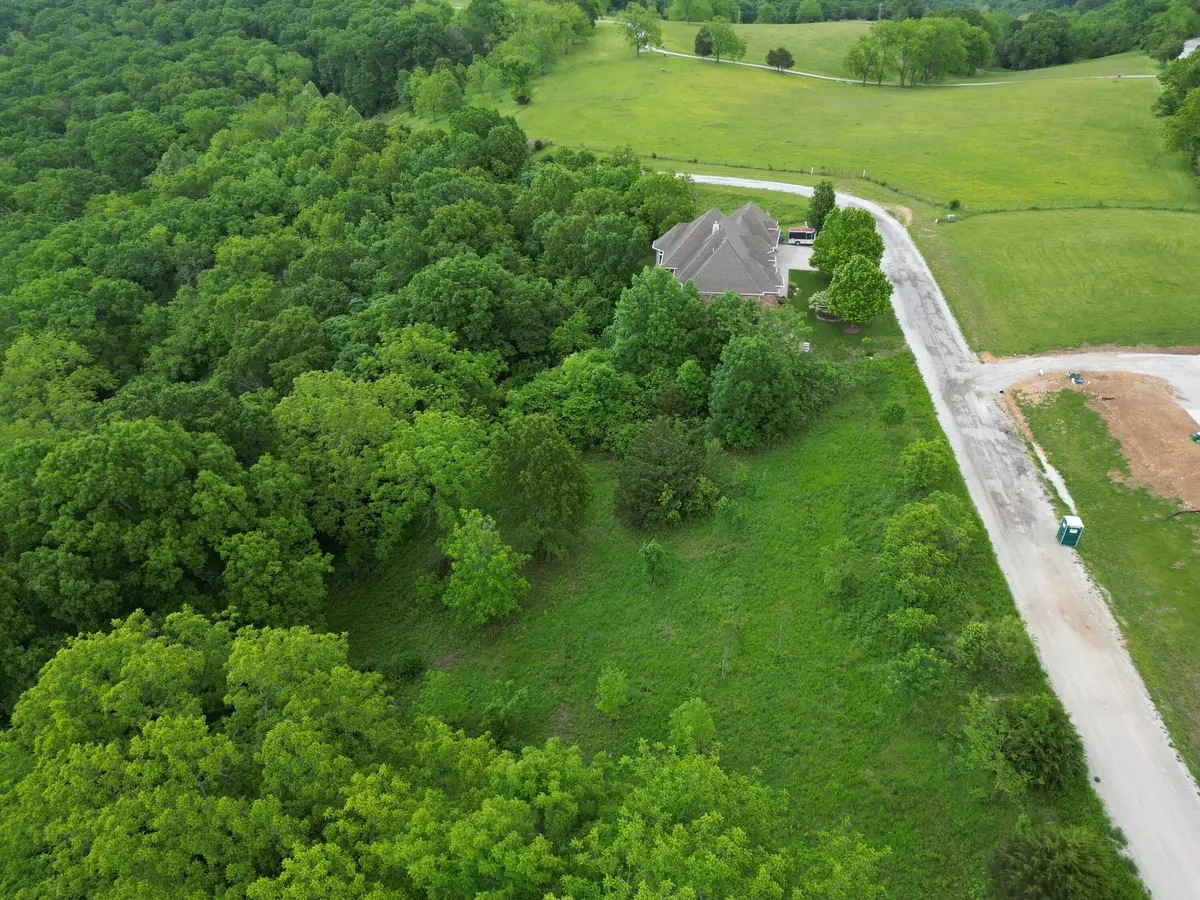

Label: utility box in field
[1056,515,1084,547]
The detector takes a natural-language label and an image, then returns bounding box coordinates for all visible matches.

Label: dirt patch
[1013,371,1200,508]
[884,204,914,227]
[431,650,462,670]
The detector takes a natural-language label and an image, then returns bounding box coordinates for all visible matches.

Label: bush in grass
[889,645,951,709]
[1004,693,1086,793]
[886,607,939,652]
[899,437,955,491]
[639,539,670,584]
[595,664,631,720]
[807,289,834,316]
[955,617,1038,683]
[714,495,747,537]
[960,692,1031,801]
[616,417,713,528]
[880,400,906,425]
[669,697,716,751]
[879,492,976,609]
[380,652,426,682]
[992,824,1119,900]
[819,535,867,602]
[481,679,529,745]
[441,509,529,625]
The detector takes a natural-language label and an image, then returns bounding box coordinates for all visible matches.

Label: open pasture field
[659,19,1157,82]
[919,208,1200,355]
[518,26,1195,209]
[660,19,869,76]
[330,354,1128,900]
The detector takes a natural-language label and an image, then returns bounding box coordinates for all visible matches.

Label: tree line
[843,13,995,84]
[1156,46,1200,172]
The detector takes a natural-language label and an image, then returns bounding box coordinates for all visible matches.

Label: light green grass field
[660,19,869,76]
[920,208,1200,354]
[329,353,1128,899]
[659,19,1157,82]
[518,26,1195,209]
[1018,389,1200,778]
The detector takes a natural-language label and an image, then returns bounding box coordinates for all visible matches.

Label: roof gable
[653,205,782,296]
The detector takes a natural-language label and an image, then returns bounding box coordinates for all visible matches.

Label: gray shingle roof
[652,202,784,297]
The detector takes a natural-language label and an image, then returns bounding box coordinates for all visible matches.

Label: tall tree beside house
[618,4,664,56]
[808,179,837,233]
[706,17,748,62]
[766,46,795,71]
[810,207,884,275]
[826,254,894,326]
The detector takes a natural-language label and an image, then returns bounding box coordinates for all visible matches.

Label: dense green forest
[0,0,1160,895]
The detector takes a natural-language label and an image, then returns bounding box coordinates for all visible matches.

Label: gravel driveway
[688,173,1200,900]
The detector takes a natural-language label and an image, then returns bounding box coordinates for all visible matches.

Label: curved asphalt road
[686,173,1200,900]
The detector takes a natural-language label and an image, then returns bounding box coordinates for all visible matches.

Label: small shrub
[955,617,1038,684]
[481,679,529,745]
[595,665,630,720]
[668,697,716,752]
[992,824,1119,900]
[807,289,834,316]
[819,536,866,602]
[880,401,906,425]
[714,495,747,538]
[899,437,954,491]
[1003,693,1085,793]
[889,645,951,708]
[639,539,670,585]
[532,139,543,151]
[380,652,426,682]
[886,607,938,652]
[949,199,961,211]
[514,91,531,105]
[959,691,1030,801]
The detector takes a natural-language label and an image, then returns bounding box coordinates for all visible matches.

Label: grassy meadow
[1017,390,1200,778]
[329,353,1130,899]
[659,19,869,76]
[658,19,1157,82]
[919,208,1200,354]
[517,25,1195,210]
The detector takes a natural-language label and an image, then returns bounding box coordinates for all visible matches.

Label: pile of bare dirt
[1012,371,1200,508]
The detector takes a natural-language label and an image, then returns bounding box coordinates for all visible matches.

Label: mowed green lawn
[1018,390,1200,778]
[920,208,1200,354]
[518,26,1195,209]
[329,354,1124,899]
[660,19,869,76]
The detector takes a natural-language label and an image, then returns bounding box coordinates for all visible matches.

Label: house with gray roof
[652,202,787,306]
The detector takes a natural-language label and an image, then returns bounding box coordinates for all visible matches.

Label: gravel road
[688,173,1200,900]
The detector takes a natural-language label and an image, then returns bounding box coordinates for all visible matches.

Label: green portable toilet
[1056,515,1084,547]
